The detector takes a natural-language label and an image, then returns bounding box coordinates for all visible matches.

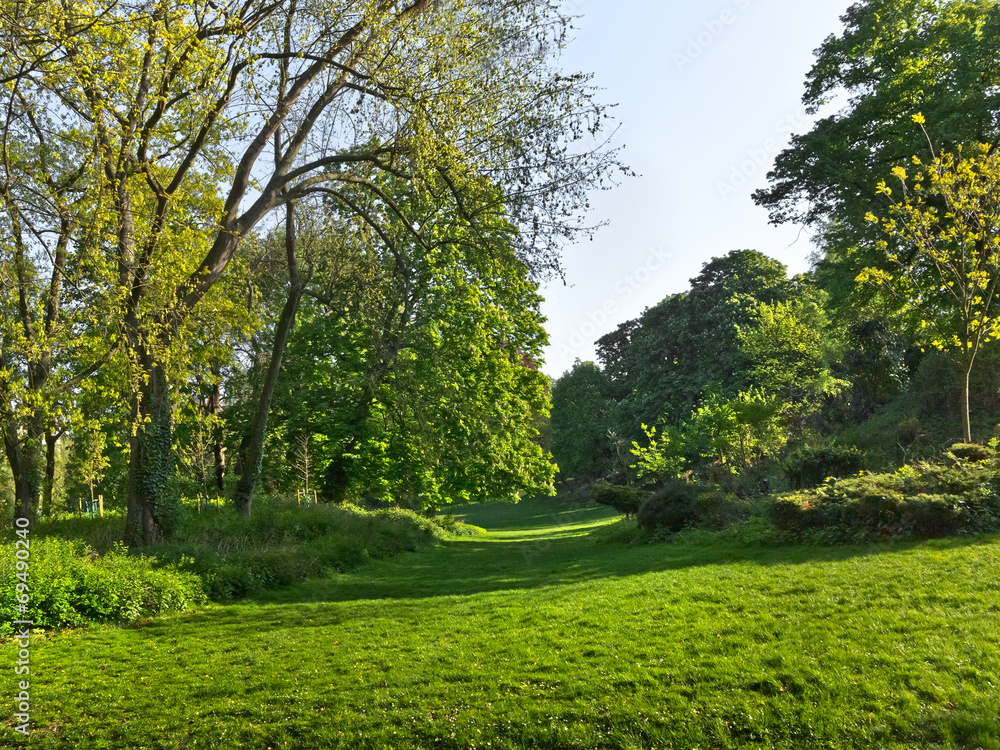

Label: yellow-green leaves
[860,135,1000,441]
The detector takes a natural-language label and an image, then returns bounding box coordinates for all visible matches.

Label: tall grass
[1,497,450,631]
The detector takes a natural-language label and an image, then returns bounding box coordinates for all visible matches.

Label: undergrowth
[1,497,462,631]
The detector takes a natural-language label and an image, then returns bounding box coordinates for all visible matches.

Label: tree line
[551,0,1000,487]
[0,0,626,543]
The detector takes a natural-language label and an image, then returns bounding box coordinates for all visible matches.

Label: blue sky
[539,0,855,376]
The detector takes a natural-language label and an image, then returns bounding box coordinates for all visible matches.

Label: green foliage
[2,0,621,541]
[638,479,717,532]
[737,292,846,434]
[0,538,205,634]
[861,138,1000,441]
[550,361,616,480]
[782,445,866,489]
[152,500,447,601]
[426,514,488,537]
[262,196,557,512]
[636,479,728,533]
[628,422,685,481]
[596,250,791,435]
[8,498,450,610]
[589,480,648,517]
[948,442,995,462]
[835,318,911,422]
[770,461,1000,542]
[683,389,786,471]
[756,0,1000,319]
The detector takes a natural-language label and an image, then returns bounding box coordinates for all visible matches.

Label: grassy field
[4,498,1000,749]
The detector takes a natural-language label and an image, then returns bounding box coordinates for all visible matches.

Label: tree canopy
[0,0,624,539]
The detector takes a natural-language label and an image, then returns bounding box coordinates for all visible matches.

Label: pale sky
[540,0,856,377]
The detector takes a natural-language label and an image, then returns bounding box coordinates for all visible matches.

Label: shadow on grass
[229,498,999,607]
[128,529,998,642]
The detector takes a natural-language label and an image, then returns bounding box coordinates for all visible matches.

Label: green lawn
[5,498,1000,749]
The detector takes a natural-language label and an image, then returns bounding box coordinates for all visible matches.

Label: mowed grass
[4,498,1000,749]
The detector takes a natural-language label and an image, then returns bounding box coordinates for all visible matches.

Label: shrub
[637,480,755,534]
[428,514,488,536]
[768,460,1000,543]
[947,442,995,463]
[635,480,706,532]
[0,539,206,635]
[15,498,450,611]
[782,445,865,489]
[692,491,756,531]
[590,481,648,517]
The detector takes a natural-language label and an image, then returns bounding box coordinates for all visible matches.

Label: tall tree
[261,215,555,508]
[0,44,118,520]
[737,293,844,438]
[549,361,615,482]
[596,250,789,437]
[754,0,1000,316]
[2,0,623,543]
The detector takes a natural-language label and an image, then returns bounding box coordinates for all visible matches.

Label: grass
[4,499,447,610]
[3,497,1000,749]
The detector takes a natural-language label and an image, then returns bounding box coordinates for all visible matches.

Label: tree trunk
[3,424,37,522]
[124,361,175,546]
[42,431,58,516]
[210,368,225,493]
[234,202,302,517]
[962,365,972,444]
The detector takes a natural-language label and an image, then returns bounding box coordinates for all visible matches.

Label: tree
[2,0,623,543]
[266,210,556,510]
[836,318,910,422]
[549,361,615,481]
[77,424,110,509]
[737,291,845,438]
[754,0,1000,316]
[685,390,786,473]
[596,250,790,437]
[859,132,1000,442]
[629,422,685,483]
[0,49,118,519]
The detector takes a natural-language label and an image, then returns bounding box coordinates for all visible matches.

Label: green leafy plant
[590,481,648,517]
[782,445,866,489]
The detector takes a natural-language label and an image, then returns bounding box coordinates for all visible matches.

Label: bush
[636,480,757,534]
[768,460,1000,543]
[947,442,995,463]
[783,445,865,489]
[0,539,206,635]
[692,491,756,531]
[428,514,488,537]
[590,481,649,517]
[637,481,698,532]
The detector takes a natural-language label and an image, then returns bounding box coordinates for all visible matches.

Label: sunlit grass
[5,498,1000,749]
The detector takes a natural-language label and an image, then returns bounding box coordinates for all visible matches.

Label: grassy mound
[155,500,448,601]
[1,499,452,632]
[771,459,1000,543]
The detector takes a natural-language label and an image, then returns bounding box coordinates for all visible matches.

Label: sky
[539,0,857,377]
